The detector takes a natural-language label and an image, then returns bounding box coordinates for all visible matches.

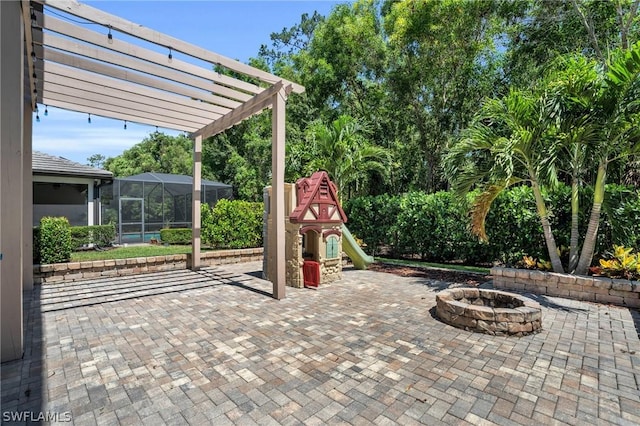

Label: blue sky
[34,1,343,165]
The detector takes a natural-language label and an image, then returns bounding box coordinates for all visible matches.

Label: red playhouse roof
[289,171,347,224]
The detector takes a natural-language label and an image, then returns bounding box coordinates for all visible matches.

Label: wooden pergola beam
[192,81,286,140]
[42,49,237,112]
[42,96,200,131]
[43,34,245,109]
[43,14,261,100]
[20,1,36,111]
[38,64,226,119]
[43,82,213,127]
[40,0,305,94]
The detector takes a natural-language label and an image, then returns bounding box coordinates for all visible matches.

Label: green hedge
[70,224,116,248]
[344,193,401,256]
[160,228,192,245]
[201,199,263,249]
[344,185,640,265]
[38,217,73,264]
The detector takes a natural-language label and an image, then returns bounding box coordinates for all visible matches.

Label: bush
[202,199,263,249]
[344,194,401,255]
[38,217,73,264]
[33,227,41,264]
[70,226,91,248]
[70,224,116,248]
[345,184,640,266]
[160,228,192,245]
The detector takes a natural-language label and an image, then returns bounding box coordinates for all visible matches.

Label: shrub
[33,227,40,264]
[70,224,116,248]
[160,228,192,245]
[202,199,263,249]
[70,226,91,248]
[595,245,640,280]
[38,217,72,264]
[92,224,116,247]
[344,194,401,255]
[345,184,640,266]
[598,185,640,253]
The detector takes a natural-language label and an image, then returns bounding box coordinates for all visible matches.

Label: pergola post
[1,0,25,362]
[191,134,202,270]
[271,87,287,300]
[23,99,33,291]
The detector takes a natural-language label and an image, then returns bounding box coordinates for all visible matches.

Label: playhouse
[264,171,357,288]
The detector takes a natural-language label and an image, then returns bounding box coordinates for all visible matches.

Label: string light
[88,113,92,124]
[44,105,48,117]
[35,108,40,122]
[168,47,173,61]
[107,25,113,43]
[30,8,37,27]
[123,120,127,130]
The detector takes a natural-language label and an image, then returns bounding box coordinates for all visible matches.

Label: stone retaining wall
[34,248,263,284]
[491,267,640,308]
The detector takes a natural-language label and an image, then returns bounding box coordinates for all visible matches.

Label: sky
[33,1,343,165]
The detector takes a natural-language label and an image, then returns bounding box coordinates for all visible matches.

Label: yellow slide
[342,224,374,270]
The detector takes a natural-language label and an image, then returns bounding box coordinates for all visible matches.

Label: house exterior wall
[32,176,96,226]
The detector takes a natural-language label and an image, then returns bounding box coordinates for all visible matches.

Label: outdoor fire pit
[436,288,542,336]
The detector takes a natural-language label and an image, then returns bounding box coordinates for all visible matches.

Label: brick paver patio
[2,262,639,425]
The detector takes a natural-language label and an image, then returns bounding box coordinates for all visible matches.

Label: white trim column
[1,0,25,362]
[87,183,94,225]
[271,86,287,299]
[191,134,202,270]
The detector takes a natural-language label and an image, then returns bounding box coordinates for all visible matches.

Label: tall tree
[383,0,507,192]
[103,132,194,177]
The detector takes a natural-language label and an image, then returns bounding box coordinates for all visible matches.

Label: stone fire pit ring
[436,288,542,336]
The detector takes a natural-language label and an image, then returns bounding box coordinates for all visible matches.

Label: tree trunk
[575,162,607,275]
[531,180,564,273]
[568,178,580,272]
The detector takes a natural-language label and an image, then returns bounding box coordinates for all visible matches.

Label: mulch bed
[368,262,491,286]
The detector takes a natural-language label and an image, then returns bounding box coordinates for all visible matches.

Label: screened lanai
[101,173,233,243]
[1,0,303,361]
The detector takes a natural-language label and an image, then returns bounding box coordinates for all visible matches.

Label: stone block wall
[34,248,263,284]
[491,267,640,308]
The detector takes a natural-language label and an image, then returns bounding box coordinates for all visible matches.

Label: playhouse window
[326,236,339,259]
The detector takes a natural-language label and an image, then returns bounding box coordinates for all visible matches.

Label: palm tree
[573,45,640,274]
[447,45,640,276]
[305,115,390,199]
[444,89,565,273]
[544,55,601,273]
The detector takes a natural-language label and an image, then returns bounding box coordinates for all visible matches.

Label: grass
[375,257,490,274]
[70,245,208,262]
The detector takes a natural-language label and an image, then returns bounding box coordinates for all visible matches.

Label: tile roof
[32,151,113,179]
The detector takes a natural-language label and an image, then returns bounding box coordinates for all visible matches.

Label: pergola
[0,0,304,362]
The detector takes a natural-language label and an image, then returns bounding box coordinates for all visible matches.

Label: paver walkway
[2,262,639,425]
